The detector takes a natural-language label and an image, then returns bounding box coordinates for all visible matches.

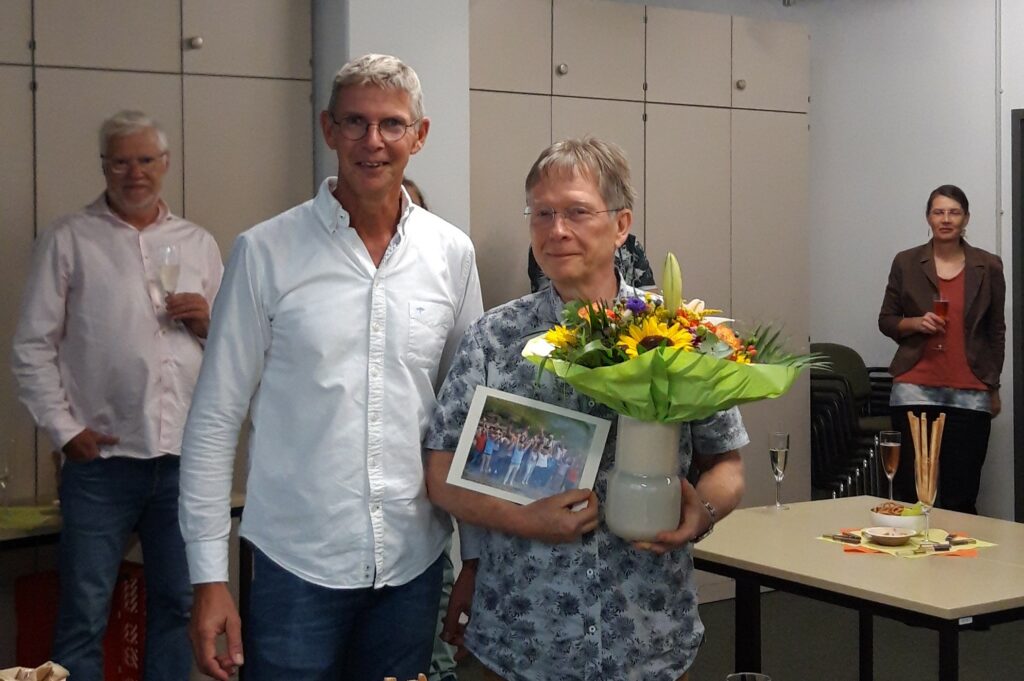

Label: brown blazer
[878,240,1005,389]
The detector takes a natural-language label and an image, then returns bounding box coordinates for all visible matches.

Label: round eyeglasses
[524,206,622,227]
[329,113,419,142]
[101,152,167,175]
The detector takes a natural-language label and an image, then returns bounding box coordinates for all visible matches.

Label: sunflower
[617,317,693,358]
[544,324,578,349]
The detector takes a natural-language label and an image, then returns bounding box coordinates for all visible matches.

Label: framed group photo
[447,386,610,505]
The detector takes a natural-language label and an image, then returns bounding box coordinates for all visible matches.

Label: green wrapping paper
[523,335,801,423]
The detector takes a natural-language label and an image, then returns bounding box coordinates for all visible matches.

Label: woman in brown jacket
[878,185,1005,514]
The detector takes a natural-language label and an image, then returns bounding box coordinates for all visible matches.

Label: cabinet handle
[556,63,569,76]
[184,36,204,50]
[735,79,747,91]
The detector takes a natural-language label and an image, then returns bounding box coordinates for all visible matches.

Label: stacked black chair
[810,342,893,499]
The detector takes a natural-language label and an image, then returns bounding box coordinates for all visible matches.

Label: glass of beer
[932,295,949,351]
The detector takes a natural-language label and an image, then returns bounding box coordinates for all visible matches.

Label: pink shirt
[11,195,223,458]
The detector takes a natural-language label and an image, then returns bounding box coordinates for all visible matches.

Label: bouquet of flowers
[522,254,823,422]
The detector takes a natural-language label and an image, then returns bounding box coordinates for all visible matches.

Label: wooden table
[693,495,1024,681]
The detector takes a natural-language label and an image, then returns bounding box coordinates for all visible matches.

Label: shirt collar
[315,177,413,242]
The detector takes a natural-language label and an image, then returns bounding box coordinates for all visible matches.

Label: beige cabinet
[182,0,312,79]
[645,7,731,107]
[470,91,550,310]
[551,0,644,101]
[184,76,314,257]
[0,1,32,65]
[34,0,181,72]
[470,0,551,93]
[732,16,810,113]
[0,66,37,503]
[643,103,732,309]
[3,2,313,505]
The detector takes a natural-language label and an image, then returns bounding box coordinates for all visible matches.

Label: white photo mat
[447,386,610,505]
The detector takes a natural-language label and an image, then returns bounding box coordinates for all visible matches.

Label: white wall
[312,0,471,231]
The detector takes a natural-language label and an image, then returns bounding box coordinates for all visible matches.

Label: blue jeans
[54,456,192,681]
[245,546,444,681]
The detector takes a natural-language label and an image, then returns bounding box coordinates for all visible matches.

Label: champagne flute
[769,431,789,511]
[158,244,181,296]
[932,294,949,351]
[879,430,901,500]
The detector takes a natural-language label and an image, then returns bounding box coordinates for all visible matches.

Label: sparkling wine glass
[158,244,181,295]
[931,294,949,351]
[769,431,789,511]
[879,430,901,500]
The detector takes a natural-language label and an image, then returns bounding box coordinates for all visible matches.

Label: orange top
[896,269,987,390]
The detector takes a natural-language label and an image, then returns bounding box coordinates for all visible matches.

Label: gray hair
[525,136,636,211]
[326,53,425,121]
[98,110,168,156]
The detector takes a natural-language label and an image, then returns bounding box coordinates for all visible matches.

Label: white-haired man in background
[12,109,223,680]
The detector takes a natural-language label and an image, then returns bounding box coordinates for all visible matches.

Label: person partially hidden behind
[878,184,1005,514]
[11,110,223,680]
[425,137,748,680]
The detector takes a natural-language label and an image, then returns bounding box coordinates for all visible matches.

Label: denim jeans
[245,546,444,681]
[54,456,192,681]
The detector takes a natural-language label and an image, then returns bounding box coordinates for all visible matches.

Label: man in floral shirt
[424,137,748,680]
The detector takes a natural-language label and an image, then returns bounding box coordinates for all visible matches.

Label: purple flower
[625,296,647,314]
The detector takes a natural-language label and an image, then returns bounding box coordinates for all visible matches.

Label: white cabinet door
[470,91,550,309]
[0,66,38,502]
[0,1,32,65]
[552,97,645,234]
[644,104,731,308]
[183,76,313,257]
[35,68,184,230]
[645,7,731,108]
[34,0,180,72]
[731,109,809,505]
[732,16,809,113]
[470,0,551,94]
[182,0,311,79]
[552,0,644,101]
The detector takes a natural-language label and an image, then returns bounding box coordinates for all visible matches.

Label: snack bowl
[870,509,926,532]
[862,526,916,546]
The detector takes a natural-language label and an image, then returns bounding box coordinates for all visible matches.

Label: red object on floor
[14,561,147,681]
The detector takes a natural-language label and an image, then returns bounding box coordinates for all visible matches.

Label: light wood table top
[694,495,1024,621]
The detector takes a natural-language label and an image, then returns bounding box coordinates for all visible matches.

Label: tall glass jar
[605,415,682,541]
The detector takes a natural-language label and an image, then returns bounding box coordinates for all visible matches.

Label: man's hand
[442,559,477,661]
[190,582,243,681]
[166,292,212,339]
[634,478,707,555]
[513,488,599,544]
[62,428,119,462]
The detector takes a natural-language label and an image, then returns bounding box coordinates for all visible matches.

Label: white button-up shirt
[180,179,483,588]
[11,195,223,457]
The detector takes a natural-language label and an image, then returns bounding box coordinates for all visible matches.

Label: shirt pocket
[407,300,454,367]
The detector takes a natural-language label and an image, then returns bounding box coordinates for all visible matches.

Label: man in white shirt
[11,110,223,681]
[179,54,483,681]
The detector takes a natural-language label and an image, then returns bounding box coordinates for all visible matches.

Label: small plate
[862,526,916,546]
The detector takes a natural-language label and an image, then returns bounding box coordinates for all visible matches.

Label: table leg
[938,624,959,681]
[859,610,873,681]
[734,578,761,672]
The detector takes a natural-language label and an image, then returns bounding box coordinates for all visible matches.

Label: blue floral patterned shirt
[425,283,749,680]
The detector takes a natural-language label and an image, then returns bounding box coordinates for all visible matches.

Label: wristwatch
[693,499,717,543]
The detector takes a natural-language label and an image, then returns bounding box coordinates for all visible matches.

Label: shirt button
[586,568,595,578]
[588,625,597,634]
[372,322,382,331]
